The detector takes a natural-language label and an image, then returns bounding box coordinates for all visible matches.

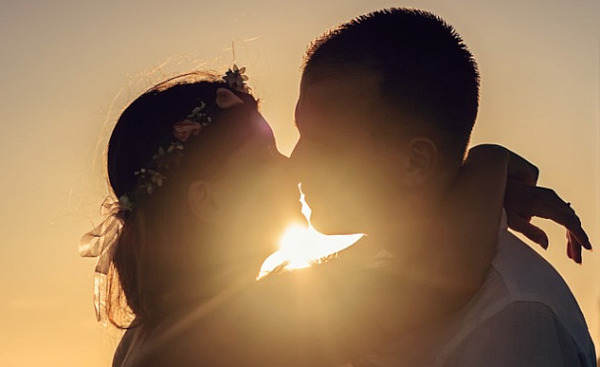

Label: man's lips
[298,183,311,201]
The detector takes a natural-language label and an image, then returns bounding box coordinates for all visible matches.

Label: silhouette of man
[291,8,596,367]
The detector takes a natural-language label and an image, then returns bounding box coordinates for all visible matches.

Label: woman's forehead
[248,111,275,145]
[228,109,275,156]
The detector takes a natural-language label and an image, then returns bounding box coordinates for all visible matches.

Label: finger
[568,231,582,264]
[566,232,583,264]
[571,224,592,251]
[560,215,591,251]
[558,211,592,251]
[528,190,592,250]
[507,214,549,249]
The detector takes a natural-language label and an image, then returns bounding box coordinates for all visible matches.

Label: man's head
[292,8,480,234]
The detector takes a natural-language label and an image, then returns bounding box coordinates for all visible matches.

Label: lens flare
[259,185,363,278]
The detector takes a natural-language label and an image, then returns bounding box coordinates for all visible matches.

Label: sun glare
[259,186,363,278]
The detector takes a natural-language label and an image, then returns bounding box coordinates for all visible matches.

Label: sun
[258,186,363,278]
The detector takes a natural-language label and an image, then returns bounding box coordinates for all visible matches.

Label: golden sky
[0,0,598,365]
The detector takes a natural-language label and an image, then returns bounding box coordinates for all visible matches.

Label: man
[291,8,595,366]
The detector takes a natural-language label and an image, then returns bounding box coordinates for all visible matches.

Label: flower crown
[79,65,249,322]
[124,65,250,208]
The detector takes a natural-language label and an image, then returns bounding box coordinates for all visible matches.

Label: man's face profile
[292,74,411,235]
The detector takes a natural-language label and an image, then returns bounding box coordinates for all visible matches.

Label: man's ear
[405,137,438,183]
[187,180,218,221]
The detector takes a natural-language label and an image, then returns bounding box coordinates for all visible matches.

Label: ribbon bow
[79,197,126,321]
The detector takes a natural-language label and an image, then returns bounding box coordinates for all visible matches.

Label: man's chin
[302,191,363,234]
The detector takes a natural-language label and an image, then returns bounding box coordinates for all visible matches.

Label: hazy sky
[0,0,598,365]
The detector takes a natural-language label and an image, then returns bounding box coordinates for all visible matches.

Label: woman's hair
[104,72,255,328]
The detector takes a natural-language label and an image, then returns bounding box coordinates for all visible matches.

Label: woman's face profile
[202,107,303,263]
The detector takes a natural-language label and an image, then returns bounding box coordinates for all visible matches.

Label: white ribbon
[80,196,125,321]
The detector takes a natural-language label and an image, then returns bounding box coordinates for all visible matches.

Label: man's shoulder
[448,229,584,332]
[435,230,596,366]
[493,229,574,303]
[439,301,593,367]
[491,230,591,344]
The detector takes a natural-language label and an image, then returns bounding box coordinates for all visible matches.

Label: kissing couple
[81,8,596,367]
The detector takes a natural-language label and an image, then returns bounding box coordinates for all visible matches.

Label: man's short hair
[303,8,480,162]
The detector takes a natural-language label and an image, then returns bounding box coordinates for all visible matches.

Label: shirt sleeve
[443,301,588,367]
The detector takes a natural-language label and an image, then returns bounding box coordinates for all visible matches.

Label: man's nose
[288,142,306,183]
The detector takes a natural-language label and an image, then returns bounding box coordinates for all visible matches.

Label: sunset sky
[0,0,598,365]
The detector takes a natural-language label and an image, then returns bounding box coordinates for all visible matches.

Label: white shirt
[352,212,596,367]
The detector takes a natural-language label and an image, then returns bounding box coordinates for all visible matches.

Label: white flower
[223,64,249,92]
[118,195,133,211]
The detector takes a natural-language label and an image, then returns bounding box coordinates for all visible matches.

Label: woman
[81,67,590,366]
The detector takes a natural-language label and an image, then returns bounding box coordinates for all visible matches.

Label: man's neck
[365,187,443,256]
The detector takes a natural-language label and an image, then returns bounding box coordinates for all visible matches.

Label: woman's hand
[471,144,593,264]
[504,179,592,263]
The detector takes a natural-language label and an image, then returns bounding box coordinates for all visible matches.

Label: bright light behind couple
[260,185,363,278]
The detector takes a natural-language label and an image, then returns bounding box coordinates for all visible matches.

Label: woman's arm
[425,143,592,303]
[475,144,592,263]
[428,144,509,296]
